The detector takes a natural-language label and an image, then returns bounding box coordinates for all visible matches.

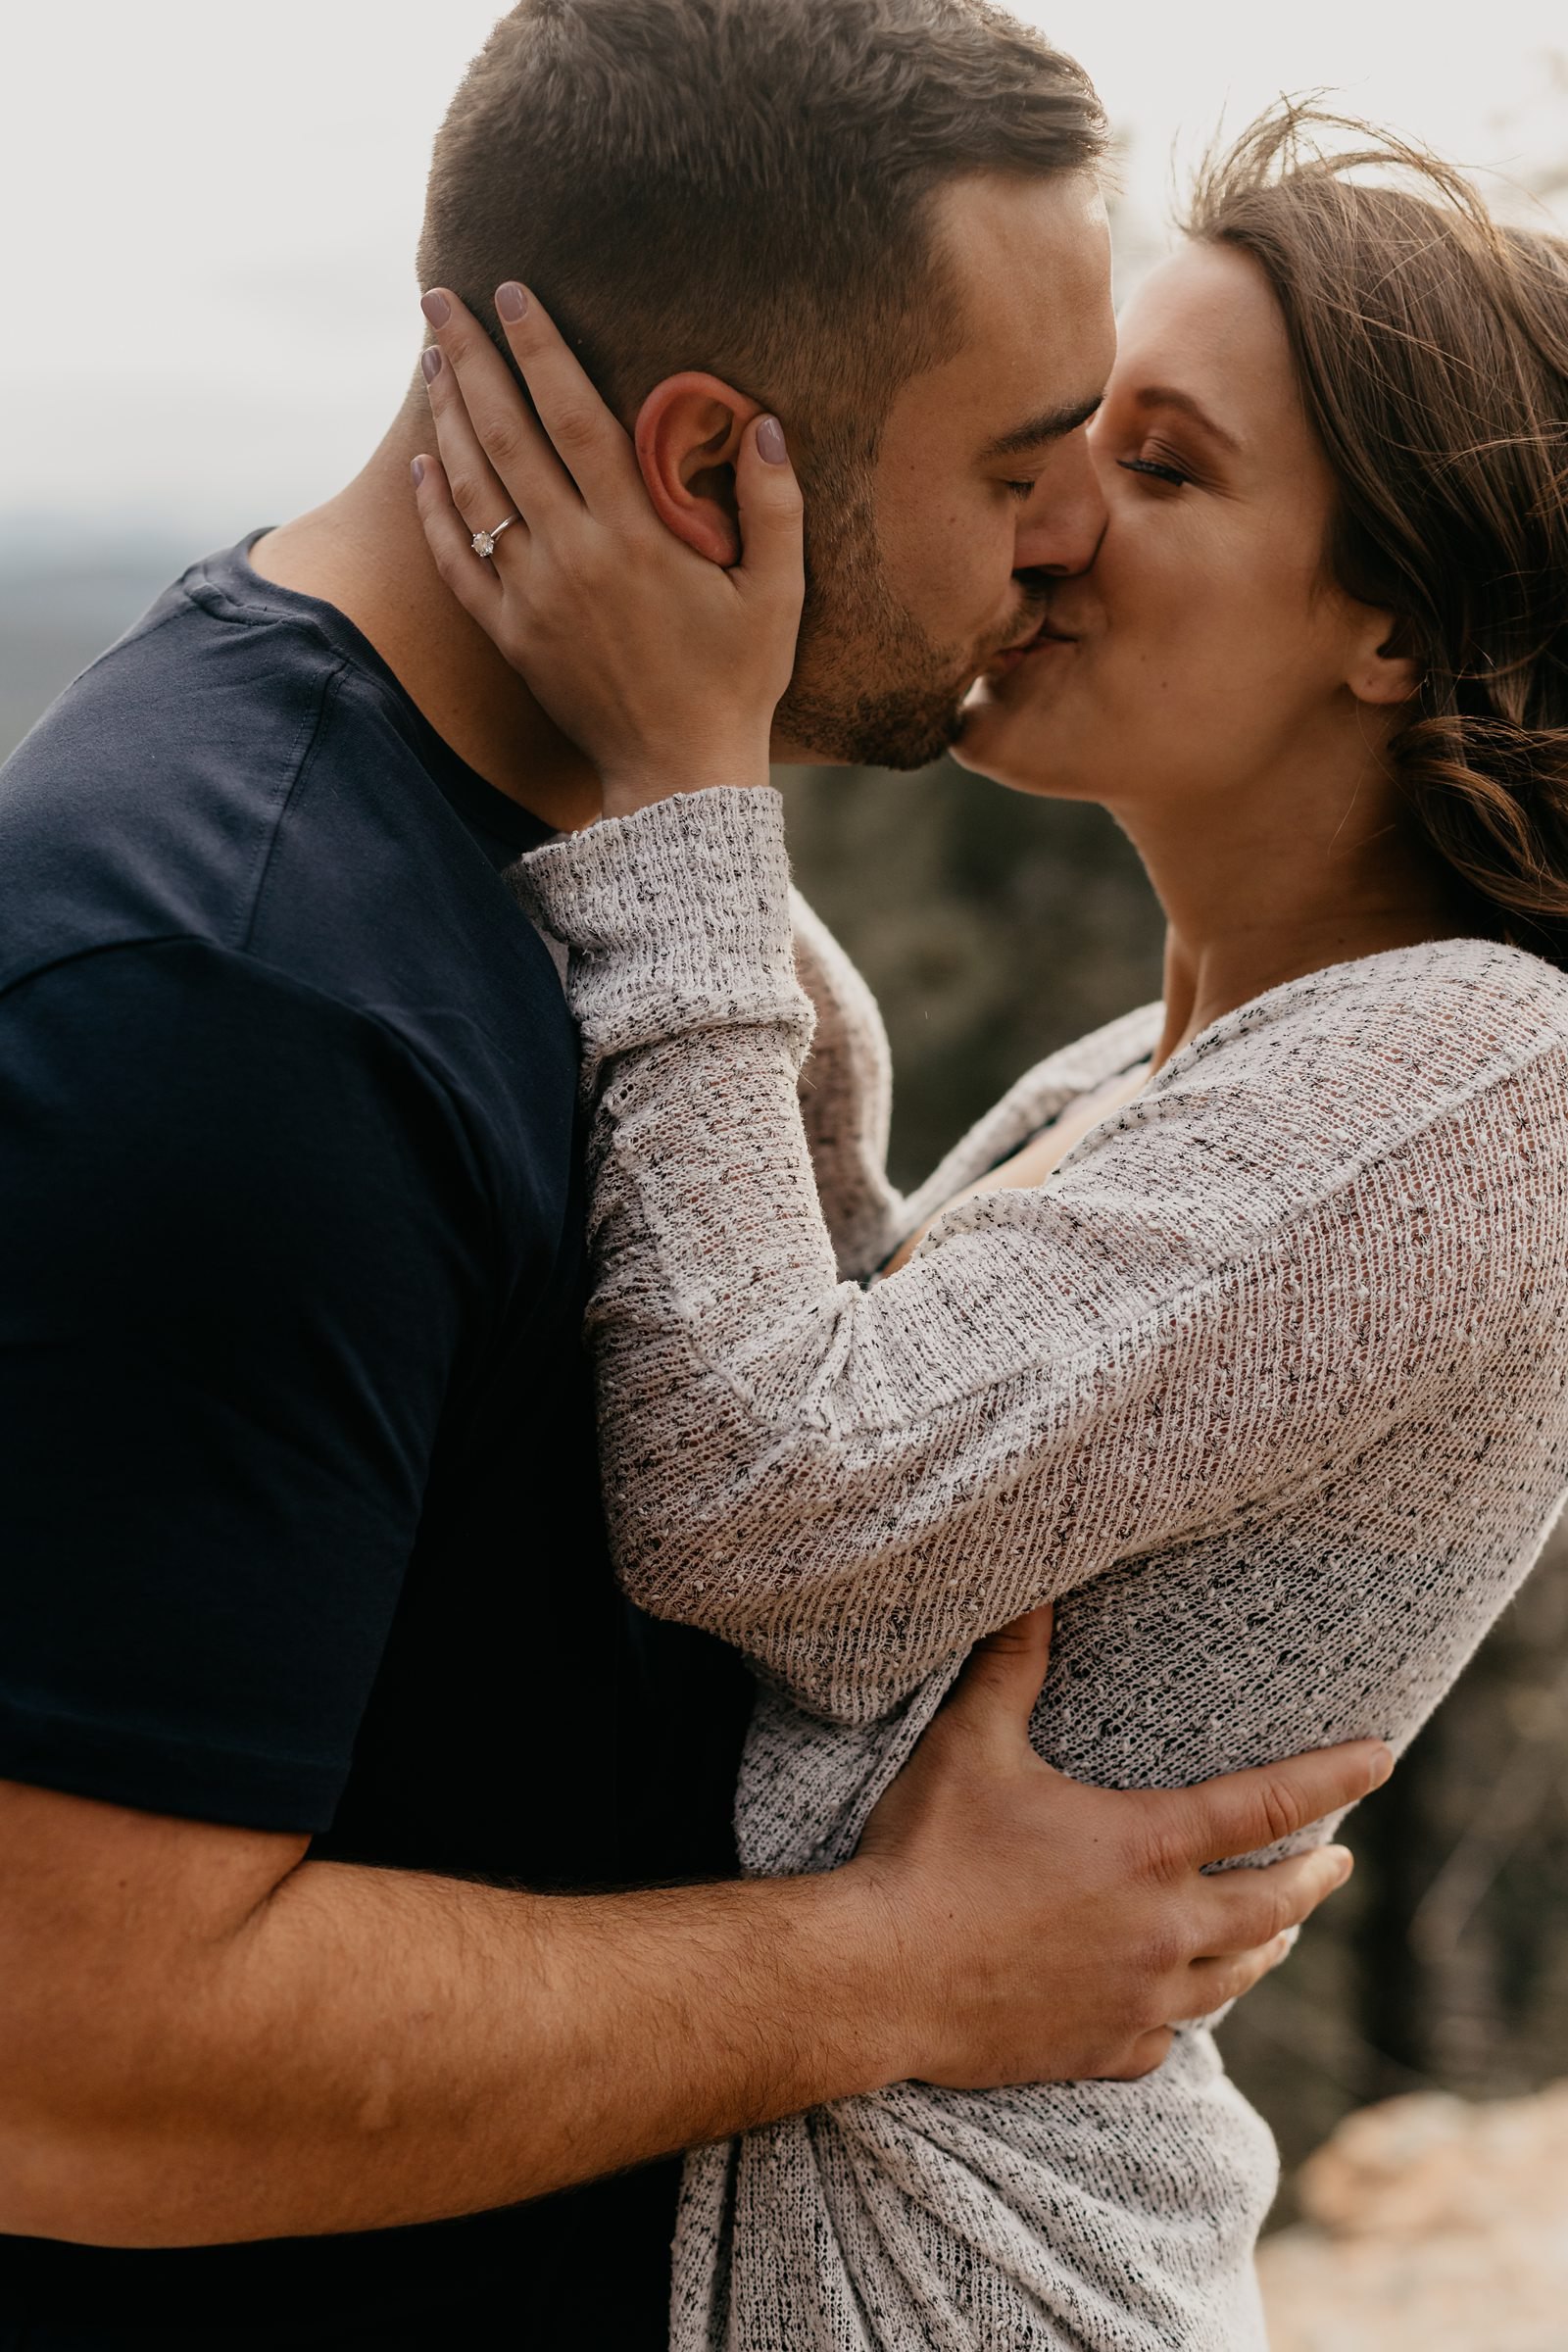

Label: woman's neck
[1116,764,1479,1070]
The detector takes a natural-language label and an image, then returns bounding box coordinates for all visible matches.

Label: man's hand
[0,1610,1385,2247]
[854,1605,1387,2087]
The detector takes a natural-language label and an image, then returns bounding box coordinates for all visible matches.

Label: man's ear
[634,373,762,567]
[1347,606,1422,710]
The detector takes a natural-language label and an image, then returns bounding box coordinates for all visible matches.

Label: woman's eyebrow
[979,390,1104,462]
[1133,384,1242,453]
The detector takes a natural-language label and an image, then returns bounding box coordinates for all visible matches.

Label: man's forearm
[2,1626,1387,2253]
[8,1855,900,2249]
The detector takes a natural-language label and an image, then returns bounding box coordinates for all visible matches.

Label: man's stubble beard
[774,452,981,774]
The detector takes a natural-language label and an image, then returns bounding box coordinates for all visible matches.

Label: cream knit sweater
[514,787,1568,2352]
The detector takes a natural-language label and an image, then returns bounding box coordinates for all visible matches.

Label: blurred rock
[1258,2081,1568,2351]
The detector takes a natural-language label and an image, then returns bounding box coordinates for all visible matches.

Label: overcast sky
[4,0,1565,547]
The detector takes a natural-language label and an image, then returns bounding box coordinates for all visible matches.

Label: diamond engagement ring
[470,515,520,560]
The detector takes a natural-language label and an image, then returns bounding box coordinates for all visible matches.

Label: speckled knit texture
[513,787,1568,2352]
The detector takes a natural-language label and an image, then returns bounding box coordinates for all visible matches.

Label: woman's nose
[1014,434,1108,578]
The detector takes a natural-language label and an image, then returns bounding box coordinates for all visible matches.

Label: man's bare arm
[0,1609,1388,2250]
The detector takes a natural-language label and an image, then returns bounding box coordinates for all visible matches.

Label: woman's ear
[1347,607,1422,709]
[634,373,762,567]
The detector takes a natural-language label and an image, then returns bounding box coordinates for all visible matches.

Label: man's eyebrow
[979,392,1104,462]
[1133,384,1242,454]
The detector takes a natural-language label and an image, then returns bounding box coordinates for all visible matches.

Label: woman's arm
[789,894,1163,1282]
[406,292,1540,1724]
[515,786,1533,1722]
[789,892,907,1281]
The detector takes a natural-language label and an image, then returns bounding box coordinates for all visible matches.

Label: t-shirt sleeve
[0,938,493,1832]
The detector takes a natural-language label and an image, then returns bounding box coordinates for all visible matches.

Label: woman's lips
[985,624,1077,678]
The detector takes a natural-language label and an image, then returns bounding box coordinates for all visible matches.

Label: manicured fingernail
[757,416,787,466]
[410,456,424,487]
[496,281,528,323]
[1327,1846,1353,1886]
[420,347,442,384]
[420,289,451,327]
[1369,1743,1395,1787]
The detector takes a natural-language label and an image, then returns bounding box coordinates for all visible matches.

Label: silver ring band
[470,515,520,560]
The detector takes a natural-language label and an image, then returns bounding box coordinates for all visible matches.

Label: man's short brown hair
[416,0,1105,459]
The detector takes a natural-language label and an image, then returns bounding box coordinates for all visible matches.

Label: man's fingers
[485,282,644,515]
[1198,1844,1354,1954]
[411,454,504,619]
[1187,1932,1295,2013]
[1162,1739,1393,1868]
[1183,1852,1355,2011]
[1102,2027,1175,2082]
[942,1606,1055,1746]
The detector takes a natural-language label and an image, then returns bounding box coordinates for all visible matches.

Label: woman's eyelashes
[1117,450,1192,490]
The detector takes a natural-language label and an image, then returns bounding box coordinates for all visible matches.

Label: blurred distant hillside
[0,531,194,778]
[6,536,1568,2219]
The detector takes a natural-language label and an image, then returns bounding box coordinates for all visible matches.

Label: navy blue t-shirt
[0,537,750,2339]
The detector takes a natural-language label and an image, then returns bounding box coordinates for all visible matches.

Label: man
[0,1,1387,2344]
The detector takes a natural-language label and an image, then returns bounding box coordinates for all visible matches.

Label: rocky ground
[1258,2080,1568,2350]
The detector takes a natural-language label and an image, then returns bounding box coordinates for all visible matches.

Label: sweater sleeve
[515,789,1528,1723]
[789,890,907,1280]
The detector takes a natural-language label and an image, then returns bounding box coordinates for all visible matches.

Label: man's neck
[249,399,602,834]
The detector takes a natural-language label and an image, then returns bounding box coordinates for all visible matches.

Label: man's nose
[1014,434,1107,577]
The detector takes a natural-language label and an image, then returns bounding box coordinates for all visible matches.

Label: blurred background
[5,0,1568,2229]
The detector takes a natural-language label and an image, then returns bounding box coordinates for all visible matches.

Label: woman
[414,114,1568,2352]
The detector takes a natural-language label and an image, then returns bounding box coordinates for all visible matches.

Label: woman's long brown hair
[1187,107,1568,965]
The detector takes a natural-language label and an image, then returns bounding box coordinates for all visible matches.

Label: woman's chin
[955,680,1085,798]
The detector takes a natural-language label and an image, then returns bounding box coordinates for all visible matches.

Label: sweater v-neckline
[1149,934,1515,1093]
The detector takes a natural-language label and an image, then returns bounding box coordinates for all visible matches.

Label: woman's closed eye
[1117,444,1193,490]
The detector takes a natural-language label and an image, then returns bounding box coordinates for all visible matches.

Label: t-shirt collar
[200,533,559,871]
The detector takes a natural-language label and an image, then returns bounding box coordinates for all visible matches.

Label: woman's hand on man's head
[412,287,805,820]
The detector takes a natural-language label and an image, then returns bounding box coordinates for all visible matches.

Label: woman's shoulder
[1170,936,1568,1121]
[1048,938,1568,1244]
[1198,935,1568,1059]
